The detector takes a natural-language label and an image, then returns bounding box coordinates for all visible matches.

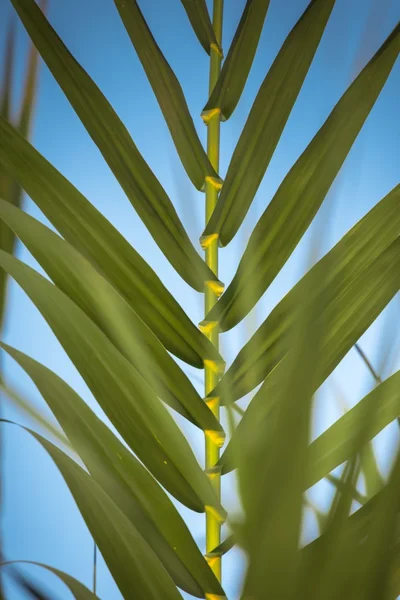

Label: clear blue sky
[1,0,399,598]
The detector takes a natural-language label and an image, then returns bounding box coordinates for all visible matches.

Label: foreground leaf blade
[202,0,270,121]
[114,0,221,190]
[0,116,222,368]
[209,23,400,330]
[0,251,223,514]
[10,0,216,289]
[202,0,335,246]
[180,0,220,54]
[2,345,225,598]
[0,199,222,433]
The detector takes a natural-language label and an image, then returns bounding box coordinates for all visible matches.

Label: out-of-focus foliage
[1,0,399,598]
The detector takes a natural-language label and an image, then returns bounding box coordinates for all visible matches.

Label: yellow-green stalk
[203,0,224,584]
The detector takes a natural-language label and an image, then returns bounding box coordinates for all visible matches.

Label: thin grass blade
[179,0,220,54]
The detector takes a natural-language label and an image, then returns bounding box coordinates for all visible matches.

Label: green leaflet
[20,429,184,600]
[219,239,400,472]
[0,116,222,368]
[306,371,400,491]
[202,0,270,121]
[0,251,224,515]
[202,0,335,246]
[9,0,216,290]
[114,0,221,191]
[0,199,222,434]
[213,184,400,401]
[1,561,99,600]
[207,23,400,331]
[1,346,224,598]
[180,0,220,54]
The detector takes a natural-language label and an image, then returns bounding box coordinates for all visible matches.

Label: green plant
[0,0,399,598]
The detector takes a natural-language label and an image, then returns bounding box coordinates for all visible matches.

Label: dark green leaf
[0,116,222,368]
[0,250,224,515]
[2,561,98,600]
[208,24,400,330]
[180,0,220,54]
[18,428,185,600]
[220,239,400,472]
[9,0,217,290]
[1,345,225,598]
[114,0,221,190]
[0,199,222,434]
[202,0,335,246]
[202,0,270,121]
[214,184,400,401]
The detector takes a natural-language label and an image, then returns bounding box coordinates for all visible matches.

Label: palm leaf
[202,0,270,121]
[0,116,223,368]
[1,344,225,598]
[9,0,217,290]
[180,0,220,54]
[207,24,400,331]
[0,250,224,515]
[114,0,221,190]
[201,0,335,247]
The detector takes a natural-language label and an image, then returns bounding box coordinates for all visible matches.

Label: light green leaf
[9,0,217,290]
[202,0,335,246]
[220,240,400,472]
[0,199,222,434]
[202,0,270,121]
[208,24,400,331]
[114,0,221,191]
[1,561,99,600]
[180,0,220,54]
[17,427,184,600]
[0,116,222,368]
[0,250,224,515]
[1,345,225,598]
[213,184,400,401]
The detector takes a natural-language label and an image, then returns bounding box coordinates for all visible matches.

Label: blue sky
[0,0,399,598]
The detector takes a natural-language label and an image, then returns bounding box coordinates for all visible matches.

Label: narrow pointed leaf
[202,0,335,246]
[1,345,225,598]
[0,116,222,368]
[214,184,400,401]
[114,0,221,191]
[0,251,224,515]
[202,0,270,120]
[180,0,220,54]
[0,199,222,434]
[9,0,216,289]
[220,239,400,472]
[2,561,99,600]
[19,429,184,600]
[208,24,400,330]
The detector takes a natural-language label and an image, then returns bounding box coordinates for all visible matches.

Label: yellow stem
[204,0,224,584]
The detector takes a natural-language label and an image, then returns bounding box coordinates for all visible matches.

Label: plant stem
[204,0,224,584]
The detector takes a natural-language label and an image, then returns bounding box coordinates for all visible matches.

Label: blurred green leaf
[1,345,225,598]
[0,199,222,433]
[202,0,270,121]
[114,0,221,191]
[1,561,98,600]
[202,0,335,247]
[214,184,400,401]
[180,0,220,54]
[208,24,400,331]
[0,117,222,368]
[9,0,217,290]
[0,250,224,515]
